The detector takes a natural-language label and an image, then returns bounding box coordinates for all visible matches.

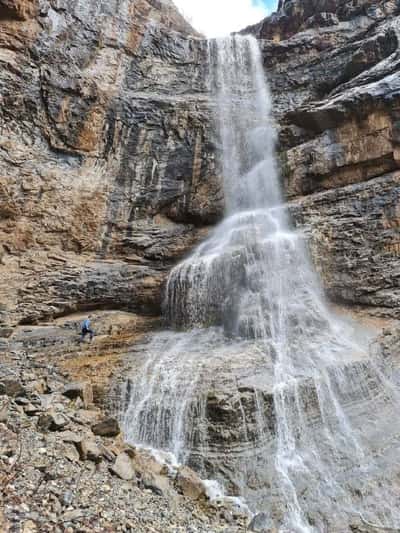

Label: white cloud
[173,0,270,38]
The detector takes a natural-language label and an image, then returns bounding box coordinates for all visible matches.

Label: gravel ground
[0,353,249,533]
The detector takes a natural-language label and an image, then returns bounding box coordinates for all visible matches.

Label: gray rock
[37,411,69,432]
[248,513,274,532]
[59,431,82,444]
[61,490,74,507]
[110,453,136,481]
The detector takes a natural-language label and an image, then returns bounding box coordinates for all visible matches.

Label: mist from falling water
[121,36,400,531]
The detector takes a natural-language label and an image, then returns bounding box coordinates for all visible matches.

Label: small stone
[110,452,135,481]
[22,520,37,533]
[61,490,74,507]
[62,509,85,521]
[91,417,120,438]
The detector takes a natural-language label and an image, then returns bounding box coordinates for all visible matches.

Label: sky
[173,0,278,38]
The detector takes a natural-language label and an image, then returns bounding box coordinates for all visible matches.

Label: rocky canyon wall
[0,0,222,334]
[1,0,400,335]
[246,0,400,316]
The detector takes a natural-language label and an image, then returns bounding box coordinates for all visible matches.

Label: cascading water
[121,35,400,531]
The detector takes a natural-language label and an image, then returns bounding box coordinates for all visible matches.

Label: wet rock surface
[1,0,400,529]
[244,0,400,314]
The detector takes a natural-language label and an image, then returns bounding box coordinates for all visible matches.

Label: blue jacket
[82,319,91,331]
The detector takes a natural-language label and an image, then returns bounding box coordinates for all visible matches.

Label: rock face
[0,0,220,333]
[243,0,400,316]
[2,0,399,337]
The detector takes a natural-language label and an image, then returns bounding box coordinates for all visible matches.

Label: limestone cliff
[0,0,221,334]
[2,0,399,339]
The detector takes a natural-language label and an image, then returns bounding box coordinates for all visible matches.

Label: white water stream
[121,36,400,531]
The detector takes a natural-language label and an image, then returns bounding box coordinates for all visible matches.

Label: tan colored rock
[175,466,207,501]
[76,438,102,463]
[110,452,136,481]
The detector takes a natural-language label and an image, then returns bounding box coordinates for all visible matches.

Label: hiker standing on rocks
[80,316,94,342]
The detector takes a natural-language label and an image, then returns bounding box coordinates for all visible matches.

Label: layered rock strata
[245,0,400,314]
[0,0,220,333]
[1,0,400,333]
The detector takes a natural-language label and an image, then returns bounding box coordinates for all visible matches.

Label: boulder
[62,383,93,408]
[141,472,171,497]
[91,417,120,438]
[175,466,207,501]
[76,439,102,463]
[0,379,25,398]
[37,411,69,431]
[110,452,136,481]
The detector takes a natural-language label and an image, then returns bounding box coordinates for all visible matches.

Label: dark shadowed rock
[0,380,26,398]
[91,417,120,438]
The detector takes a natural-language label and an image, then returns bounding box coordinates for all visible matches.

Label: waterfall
[121,36,400,531]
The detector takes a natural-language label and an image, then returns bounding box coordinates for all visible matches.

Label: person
[80,316,94,342]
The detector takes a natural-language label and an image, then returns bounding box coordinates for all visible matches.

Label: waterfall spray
[121,35,400,532]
